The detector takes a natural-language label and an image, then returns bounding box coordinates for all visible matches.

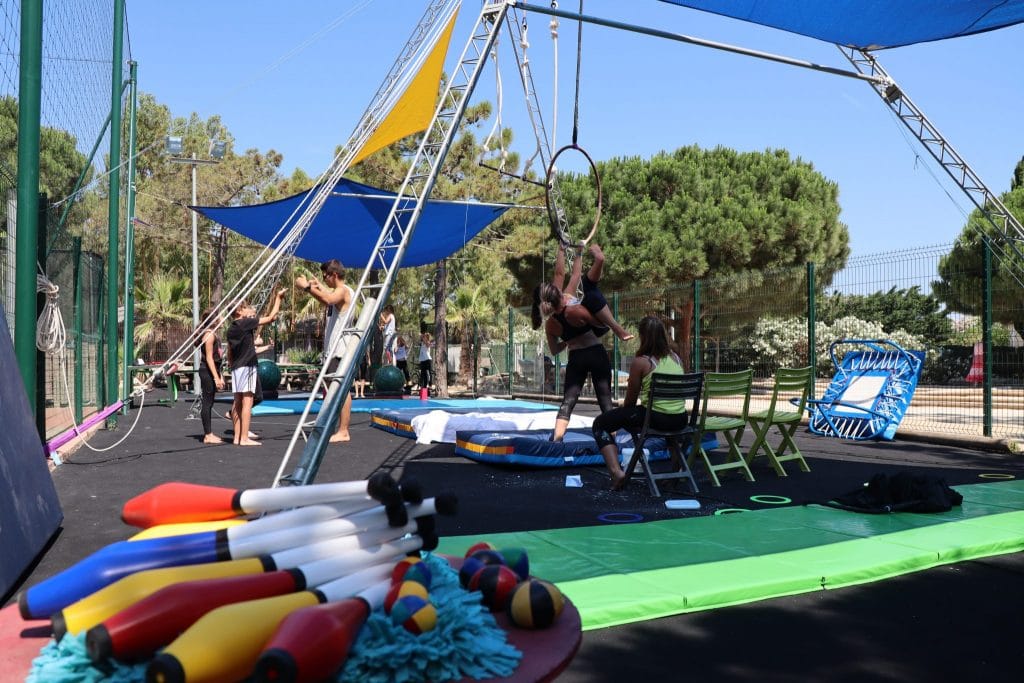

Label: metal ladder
[506,5,576,272]
[275,1,512,486]
[247,0,466,316]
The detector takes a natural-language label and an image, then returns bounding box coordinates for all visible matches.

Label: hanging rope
[544,0,601,247]
[515,15,544,178]
[571,0,583,145]
[550,1,559,151]
[481,33,508,171]
[36,268,147,453]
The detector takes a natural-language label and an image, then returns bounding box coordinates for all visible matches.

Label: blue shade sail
[659,1,1024,49]
[193,177,511,268]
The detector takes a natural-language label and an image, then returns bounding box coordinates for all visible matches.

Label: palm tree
[447,285,496,386]
[134,274,193,360]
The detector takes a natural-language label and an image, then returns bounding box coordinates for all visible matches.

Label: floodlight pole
[190,154,199,393]
[169,152,220,393]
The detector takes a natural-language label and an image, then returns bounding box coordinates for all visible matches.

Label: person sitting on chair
[591,315,687,490]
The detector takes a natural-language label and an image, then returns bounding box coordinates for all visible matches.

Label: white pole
[191,153,200,394]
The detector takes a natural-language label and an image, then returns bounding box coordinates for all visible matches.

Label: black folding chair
[622,372,705,497]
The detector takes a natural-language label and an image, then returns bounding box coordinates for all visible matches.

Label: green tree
[133,273,192,358]
[818,286,952,346]
[0,95,97,236]
[506,145,849,300]
[446,284,497,385]
[932,166,1024,336]
[116,95,284,311]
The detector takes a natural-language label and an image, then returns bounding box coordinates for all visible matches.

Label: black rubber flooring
[6,390,1024,682]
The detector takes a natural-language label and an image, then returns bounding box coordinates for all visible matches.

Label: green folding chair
[745,366,814,477]
[691,369,756,486]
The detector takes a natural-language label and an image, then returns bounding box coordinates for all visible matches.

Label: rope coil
[36,274,65,354]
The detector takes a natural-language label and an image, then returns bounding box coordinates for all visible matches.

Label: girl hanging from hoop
[532,241,632,342]
[531,243,631,443]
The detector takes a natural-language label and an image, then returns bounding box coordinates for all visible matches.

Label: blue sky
[126,0,1024,256]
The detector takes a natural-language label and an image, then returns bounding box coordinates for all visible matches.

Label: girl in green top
[592,315,688,490]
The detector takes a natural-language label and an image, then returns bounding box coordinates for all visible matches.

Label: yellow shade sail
[353,10,459,165]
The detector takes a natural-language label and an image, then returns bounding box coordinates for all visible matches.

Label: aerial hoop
[545,142,602,247]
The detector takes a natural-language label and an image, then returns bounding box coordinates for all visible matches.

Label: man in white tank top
[296,259,354,442]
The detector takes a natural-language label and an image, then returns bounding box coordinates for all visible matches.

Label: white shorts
[232,366,257,394]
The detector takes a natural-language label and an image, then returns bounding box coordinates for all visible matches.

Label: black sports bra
[553,311,592,341]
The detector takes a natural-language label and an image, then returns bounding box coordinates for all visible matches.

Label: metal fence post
[472,319,478,396]
[35,195,47,438]
[507,307,514,397]
[122,60,138,411]
[983,238,993,437]
[14,0,43,412]
[73,238,83,424]
[105,0,126,426]
[807,261,816,397]
[612,290,620,400]
[692,280,701,372]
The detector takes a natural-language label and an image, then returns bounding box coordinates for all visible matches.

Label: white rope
[481,35,508,171]
[35,269,148,454]
[550,1,559,154]
[517,16,543,177]
[36,272,65,354]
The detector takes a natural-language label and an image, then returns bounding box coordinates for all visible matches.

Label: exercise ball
[257,359,282,392]
[374,365,405,394]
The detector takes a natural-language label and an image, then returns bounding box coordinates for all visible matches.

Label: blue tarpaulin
[193,177,512,268]
[659,1,1024,49]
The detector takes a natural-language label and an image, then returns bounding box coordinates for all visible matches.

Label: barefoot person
[296,259,353,443]
[530,243,624,442]
[227,290,285,446]
[196,307,225,444]
[591,316,688,489]
[532,289,615,443]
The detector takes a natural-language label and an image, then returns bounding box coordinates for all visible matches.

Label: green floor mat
[437,481,1024,630]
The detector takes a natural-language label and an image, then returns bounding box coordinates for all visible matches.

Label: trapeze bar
[328,190,536,209]
[477,162,548,187]
[513,1,886,85]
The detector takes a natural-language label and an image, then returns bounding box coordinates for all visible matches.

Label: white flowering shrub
[747,315,932,376]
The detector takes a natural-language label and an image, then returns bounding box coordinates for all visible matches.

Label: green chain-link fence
[2,0,125,438]
[480,243,1024,441]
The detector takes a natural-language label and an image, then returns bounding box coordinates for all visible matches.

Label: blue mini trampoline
[806,339,924,441]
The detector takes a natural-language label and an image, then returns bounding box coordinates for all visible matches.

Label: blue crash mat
[455,428,719,468]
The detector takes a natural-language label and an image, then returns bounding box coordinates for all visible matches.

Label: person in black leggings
[196,307,225,444]
[533,282,614,441]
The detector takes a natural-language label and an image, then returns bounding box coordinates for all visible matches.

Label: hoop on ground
[545,143,602,247]
[749,495,791,505]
